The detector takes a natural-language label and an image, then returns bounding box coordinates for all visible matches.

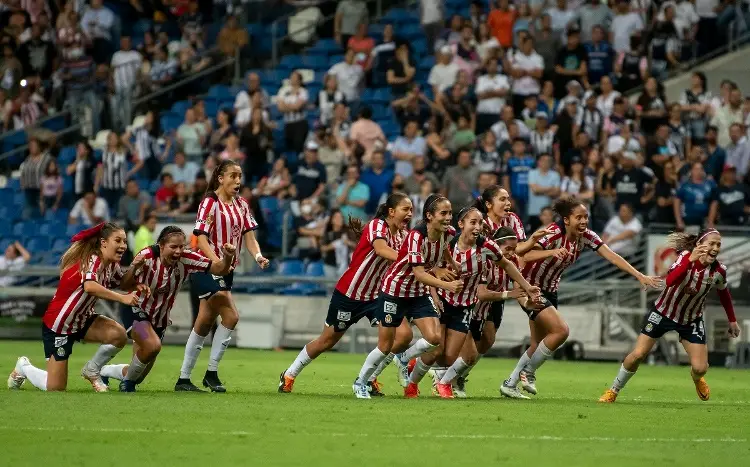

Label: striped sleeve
[406,230,425,265]
[181,250,212,274]
[241,199,259,234]
[715,263,728,290]
[194,197,216,235]
[483,238,503,262]
[480,259,492,284]
[109,263,124,288]
[365,219,388,245]
[83,255,102,282]
[582,229,604,251]
[134,247,154,283]
[538,225,562,250]
[510,213,526,240]
[445,225,457,243]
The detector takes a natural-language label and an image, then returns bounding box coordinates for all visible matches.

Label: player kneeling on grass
[98,226,236,392]
[8,223,145,392]
[600,229,741,403]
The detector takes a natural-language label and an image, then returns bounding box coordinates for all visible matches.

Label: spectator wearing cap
[584,25,614,86]
[335,0,369,47]
[0,241,31,287]
[336,164,370,222]
[80,0,115,64]
[508,37,544,117]
[391,120,427,178]
[530,111,556,157]
[488,0,516,49]
[711,87,744,148]
[613,150,654,216]
[291,140,327,203]
[419,0,445,52]
[69,190,110,226]
[360,149,394,213]
[443,148,480,210]
[602,203,642,256]
[708,166,750,227]
[725,123,750,180]
[527,153,561,231]
[674,162,716,229]
[428,46,460,96]
[554,25,588,99]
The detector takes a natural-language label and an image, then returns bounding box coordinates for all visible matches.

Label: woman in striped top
[353,194,464,399]
[20,137,52,218]
[96,131,142,213]
[279,193,414,395]
[499,197,662,399]
[7,223,145,392]
[98,226,236,392]
[600,229,741,403]
[414,208,539,399]
[126,110,170,181]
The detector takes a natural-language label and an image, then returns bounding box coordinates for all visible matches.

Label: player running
[600,229,741,403]
[352,194,464,399]
[475,185,538,255]
[174,159,269,393]
[8,223,144,392]
[499,197,662,399]
[98,226,236,392]
[408,207,540,399]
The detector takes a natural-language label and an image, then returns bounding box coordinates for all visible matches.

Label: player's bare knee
[692,362,708,376]
[142,340,162,360]
[423,331,441,347]
[108,328,127,348]
[221,314,239,329]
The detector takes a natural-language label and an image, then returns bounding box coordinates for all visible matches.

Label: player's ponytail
[157,225,186,245]
[205,159,241,197]
[349,192,410,239]
[666,228,718,253]
[473,185,503,215]
[348,216,366,239]
[60,222,124,275]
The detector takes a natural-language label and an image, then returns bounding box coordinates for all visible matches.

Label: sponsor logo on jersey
[337,311,351,321]
[384,301,397,314]
[647,312,662,325]
[54,336,68,347]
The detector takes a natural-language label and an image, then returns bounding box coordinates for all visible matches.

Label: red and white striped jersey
[43,255,124,335]
[438,236,504,307]
[474,254,520,320]
[654,251,728,324]
[194,192,258,268]
[382,225,456,298]
[133,246,212,328]
[522,223,603,292]
[335,219,406,301]
[484,212,526,240]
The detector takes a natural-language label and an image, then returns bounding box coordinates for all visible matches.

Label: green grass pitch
[1,340,748,466]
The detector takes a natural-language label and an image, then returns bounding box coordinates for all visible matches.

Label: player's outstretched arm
[596,244,662,289]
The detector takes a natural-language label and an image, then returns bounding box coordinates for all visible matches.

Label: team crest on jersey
[647,312,662,325]
[205,213,214,225]
[54,336,68,347]
[337,311,351,321]
[384,301,397,314]
[384,314,392,324]
[337,321,346,330]
[645,323,654,333]
[231,225,241,238]
[155,284,170,295]
[57,347,66,357]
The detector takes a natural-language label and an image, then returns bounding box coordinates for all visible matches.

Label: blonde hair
[60,223,123,274]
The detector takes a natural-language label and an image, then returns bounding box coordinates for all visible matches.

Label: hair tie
[495,235,516,242]
[697,229,719,243]
[71,223,105,243]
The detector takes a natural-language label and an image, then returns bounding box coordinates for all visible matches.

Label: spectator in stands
[59,41,100,133]
[636,77,668,137]
[554,25,588,98]
[585,25,614,87]
[451,112,477,150]
[188,173,208,212]
[680,71,711,145]
[702,125,725,180]
[18,23,54,80]
[162,150,200,188]
[547,0,576,34]
[420,0,445,52]
[503,138,535,220]
[560,155,595,204]
[508,37,544,117]
[512,3,534,46]
[328,48,364,108]
[528,153,562,230]
[96,131,141,212]
[425,115,453,179]
[476,22,500,65]
[154,172,176,210]
[725,123,750,180]
[386,41,416,98]
[318,74,346,126]
[613,150,653,217]
[712,88,745,148]
[453,22,480,79]
[336,164,370,222]
[614,34,648,94]
[109,35,142,133]
[0,89,11,131]
[611,0,644,54]
[69,190,110,225]
[133,213,157,254]
[319,209,355,277]
[349,106,385,165]
[278,70,309,154]
[335,0,369,46]
[475,56,510,136]
[129,109,169,180]
[708,166,749,227]
[653,158,678,224]
[208,108,234,155]
[442,147,479,210]
[19,137,51,219]
[370,23,395,80]
[348,22,375,68]
[217,13,248,60]
[409,178,434,227]
[0,47,23,96]
[675,162,716,229]
[474,171,498,199]
[0,241,31,288]
[360,149,393,212]
[80,0,115,64]
[254,158,291,200]
[235,72,269,115]
[218,133,245,162]
[579,0,613,43]
[65,141,94,200]
[39,159,62,216]
[487,0,515,50]
[119,179,152,231]
[177,108,207,162]
[602,203,642,256]
[236,90,271,128]
[391,83,434,129]
[474,130,502,174]
[428,45,460,96]
[596,76,620,120]
[240,106,274,183]
[291,140,327,203]
[596,154,617,216]
[7,82,45,130]
[148,46,178,91]
[648,17,680,80]
[404,154,440,194]
[391,120,427,179]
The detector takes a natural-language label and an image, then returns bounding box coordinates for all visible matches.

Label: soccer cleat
[500,381,531,399]
[394,353,410,388]
[81,362,108,392]
[428,369,439,396]
[453,376,467,399]
[202,370,226,393]
[100,375,110,387]
[404,382,420,398]
[119,380,137,392]
[368,378,385,397]
[598,389,618,403]
[174,378,205,392]
[694,377,710,401]
[7,356,29,390]
[436,382,455,399]
[352,379,371,399]
[278,371,295,393]
[519,370,537,395]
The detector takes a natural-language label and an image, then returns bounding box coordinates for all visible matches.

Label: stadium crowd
[4,0,750,279]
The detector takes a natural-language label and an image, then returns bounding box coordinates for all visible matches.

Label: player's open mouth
[233,186,241,193]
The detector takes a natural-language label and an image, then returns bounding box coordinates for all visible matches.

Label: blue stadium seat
[401,23,423,41]
[279,55,304,71]
[208,84,233,100]
[0,237,18,252]
[0,221,11,237]
[3,130,27,148]
[328,55,344,67]
[305,261,325,277]
[44,253,60,266]
[149,180,161,193]
[170,100,192,116]
[411,38,428,57]
[160,112,182,133]
[52,238,68,252]
[41,115,67,133]
[302,55,328,71]
[39,223,66,238]
[382,8,415,25]
[278,259,304,275]
[137,179,151,192]
[58,145,78,166]
[0,206,20,223]
[12,191,25,207]
[26,236,52,251]
[246,24,264,40]
[13,222,37,237]
[6,178,20,191]
[203,97,219,118]
[419,55,436,70]
[374,88,392,104]
[360,88,377,104]
[66,224,83,237]
[310,38,341,54]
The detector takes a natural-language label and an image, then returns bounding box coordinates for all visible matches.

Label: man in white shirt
[610,0,645,53]
[234,72,270,115]
[110,36,142,132]
[327,48,364,103]
[548,0,577,34]
[391,120,427,178]
[69,191,110,226]
[80,0,114,63]
[475,56,511,135]
[0,241,31,287]
[602,203,642,256]
[606,121,641,156]
[509,36,545,115]
[420,0,444,52]
[428,46,460,96]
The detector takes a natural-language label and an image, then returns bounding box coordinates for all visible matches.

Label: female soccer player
[98,226,237,392]
[499,197,662,399]
[8,223,143,392]
[409,208,540,399]
[599,229,741,403]
[352,194,464,399]
[175,159,269,393]
[474,185,535,254]
[279,194,414,395]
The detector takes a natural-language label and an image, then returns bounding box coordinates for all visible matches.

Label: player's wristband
[255,253,264,262]
[501,291,509,300]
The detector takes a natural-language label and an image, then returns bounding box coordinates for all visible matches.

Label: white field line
[0,426,745,443]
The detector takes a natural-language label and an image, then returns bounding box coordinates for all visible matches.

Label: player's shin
[358,347,387,385]
[285,345,313,378]
[207,323,233,372]
[179,330,206,380]
[369,352,395,382]
[124,355,148,382]
[100,364,128,381]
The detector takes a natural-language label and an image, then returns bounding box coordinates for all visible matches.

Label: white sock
[433,366,447,381]
[525,341,553,373]
[88,344,122,370]
[461,355,481,378]
[369,352,394,382]
[357,348,387,385]
[408,357,430,384]
[401,338,437,361]
[441,358,470,384]
[611,364,636,393]
[179,330,206,379]
[22,363,47,391]
[207,324,233,372]
[285,346,312,378]
[506,351,532,386]
[100,364,128,381]
[124,355,147,382]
